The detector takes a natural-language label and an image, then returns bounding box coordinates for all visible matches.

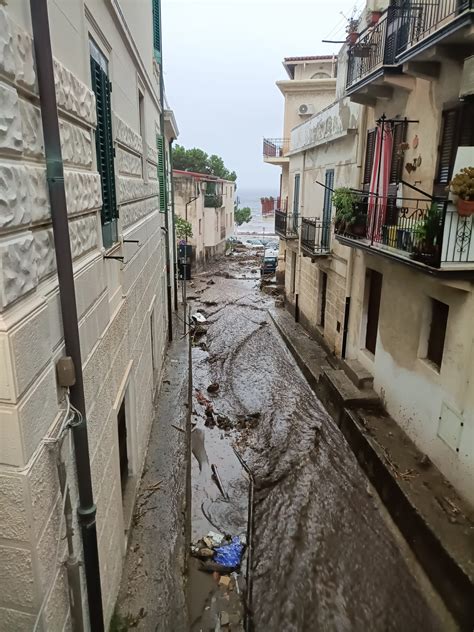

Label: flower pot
[369,11,382,26]
[456,198,474,217]
[347,31,359,45]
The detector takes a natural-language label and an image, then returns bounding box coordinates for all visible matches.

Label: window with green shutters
[152,0,162,63]
[157,134,166,213]
[90,43,118,249]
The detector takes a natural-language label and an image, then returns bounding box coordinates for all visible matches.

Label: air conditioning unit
[460,55,474,98]
[298,103,315,116]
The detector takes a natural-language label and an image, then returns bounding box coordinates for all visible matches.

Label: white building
[173,170,235,265]
[0,0,177,629]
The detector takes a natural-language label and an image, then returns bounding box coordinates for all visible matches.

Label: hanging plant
[448,166,474,216]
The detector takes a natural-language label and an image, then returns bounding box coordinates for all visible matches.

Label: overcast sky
[161,0,363,194]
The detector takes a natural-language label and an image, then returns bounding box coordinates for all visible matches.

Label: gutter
[30,2,104,630]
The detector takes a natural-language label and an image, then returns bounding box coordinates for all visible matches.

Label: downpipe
[30,1,104,629]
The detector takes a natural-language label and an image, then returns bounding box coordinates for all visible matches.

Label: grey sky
[162,0,363,193]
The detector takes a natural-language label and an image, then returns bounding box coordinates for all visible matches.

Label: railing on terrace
[395,0,473,58]
[275,209,298,239]
[263,138,290,158]
[301,217,332,256]
[337,193,474,268]
[204,193,223,208]
[346,12,390,89]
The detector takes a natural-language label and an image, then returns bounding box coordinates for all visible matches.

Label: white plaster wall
[0,2,173,629]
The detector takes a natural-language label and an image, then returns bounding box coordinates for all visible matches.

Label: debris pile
[191,531,246,574]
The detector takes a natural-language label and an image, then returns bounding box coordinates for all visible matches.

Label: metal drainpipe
[169,140,179,311]
[30,2,104,630]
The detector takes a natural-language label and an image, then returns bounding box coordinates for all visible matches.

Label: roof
[172,169,234,184]
[283,55,337,79]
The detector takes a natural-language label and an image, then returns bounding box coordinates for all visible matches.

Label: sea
[235,188,278,238]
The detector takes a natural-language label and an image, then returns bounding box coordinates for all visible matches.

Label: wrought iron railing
[346,12,390,88]
[336,194,474,268]
[275,210,298,238]
[395,0,473,58]
[263,138,290,158]
[301,217,332,255]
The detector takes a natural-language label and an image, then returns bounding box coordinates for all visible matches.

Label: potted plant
[448,166,474,216]
[412,203,441,266]
[369,10,383,26]
[333,188,366,236]
[346,18,359,45]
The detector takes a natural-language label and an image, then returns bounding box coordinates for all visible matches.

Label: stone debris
[207,382,220,393]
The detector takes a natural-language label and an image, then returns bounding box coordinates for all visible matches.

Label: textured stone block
[121,196,158,228]
[147,160,158,180]
[0,83,22,154]
[0,474,27,541]
[113,114,142,153]
[27,166,50,224]
[19,99,44,158]
[0,545,35,609]
[117,146,142,176]
[0,162,30,230]
[0,333,15,401]
[69,214,98,259]
[13,24,36,93]
[0,8,15,80]
[64,170,101,216]
[0,233,37,310]
[60,118,92,168]
[0,405,23,465]
[33,227,55,280]
[147,143,158,164]
[118,176,158,205]
[54,59,96,126]
[29,444,60,540]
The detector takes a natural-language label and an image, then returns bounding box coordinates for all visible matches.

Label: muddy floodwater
[187,250,454,632]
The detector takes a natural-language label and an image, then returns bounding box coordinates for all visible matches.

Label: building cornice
[276,78,337,95]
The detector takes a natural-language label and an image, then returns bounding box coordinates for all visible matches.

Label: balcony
[346,2,474,98]
[335,193,474,277]
[204,193,223,208]
[263,138,290,165]
[275,210,298,239]
[300,217,332,257]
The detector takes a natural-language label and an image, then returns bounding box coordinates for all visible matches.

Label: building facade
[173,170,235,265]
[271,1,474,505]
[0,0,177,629]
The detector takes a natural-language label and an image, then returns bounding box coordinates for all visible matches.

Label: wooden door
[365,270,383,354]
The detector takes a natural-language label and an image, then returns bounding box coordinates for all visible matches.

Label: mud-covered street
[187,248,455,632]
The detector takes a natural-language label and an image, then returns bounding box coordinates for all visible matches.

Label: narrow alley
[184,249,455,631]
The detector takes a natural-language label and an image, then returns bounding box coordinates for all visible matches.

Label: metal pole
[30,1,104,629]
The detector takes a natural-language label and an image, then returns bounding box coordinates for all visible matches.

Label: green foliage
[333,187,357,232]
[175,215,193,240]
[172,145,237,181]
[414,203,441,246]
[234,206,252,226]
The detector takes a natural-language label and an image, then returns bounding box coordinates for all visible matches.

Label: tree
[172,145,237,181]
[175,215,193,240]
[234,206,252,226]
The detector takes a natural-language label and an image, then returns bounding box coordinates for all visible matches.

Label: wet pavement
[187,249,455,632]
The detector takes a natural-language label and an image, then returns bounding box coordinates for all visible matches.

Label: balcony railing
[336,193,474,271]
[204,193,223,208]
[275,210,298,239]
[346,1,473,90]
[346,12,390,89]
[263,138,290,158]
[301,217,332,256]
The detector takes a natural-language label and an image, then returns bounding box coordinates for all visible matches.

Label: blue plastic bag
[213,536,244,569]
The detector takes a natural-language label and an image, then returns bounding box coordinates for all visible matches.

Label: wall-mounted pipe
[30,1,104,629]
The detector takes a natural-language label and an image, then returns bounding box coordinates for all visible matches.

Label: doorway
[319,271,328,328]
[365,270,383,355]
[117,397,129,494]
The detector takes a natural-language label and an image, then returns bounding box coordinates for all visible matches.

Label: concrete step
[342,359,374,391]
[320,369,379,410]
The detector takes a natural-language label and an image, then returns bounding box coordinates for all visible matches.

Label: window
[291,251,297,294]
[90,40,118,249]
[156,134,166,212]
[152,0,162,63]
[427,299,449,369]
[138,91,147,181]
[117,397,129,494]
[199,219,202,235]
[362,129,377,192]
[322,169,334,248]
[293,174,300,214]
[319,271,328,328]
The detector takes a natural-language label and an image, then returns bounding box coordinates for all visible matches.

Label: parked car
[260,254,278,276]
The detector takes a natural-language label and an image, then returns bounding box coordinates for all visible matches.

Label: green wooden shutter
[91,56,118,247]
[152,0,162,63]
[157,134,166,213]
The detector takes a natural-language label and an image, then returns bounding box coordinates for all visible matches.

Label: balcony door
[322,170,334,249]
[365,270,383,355]
[292,173,300,233]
